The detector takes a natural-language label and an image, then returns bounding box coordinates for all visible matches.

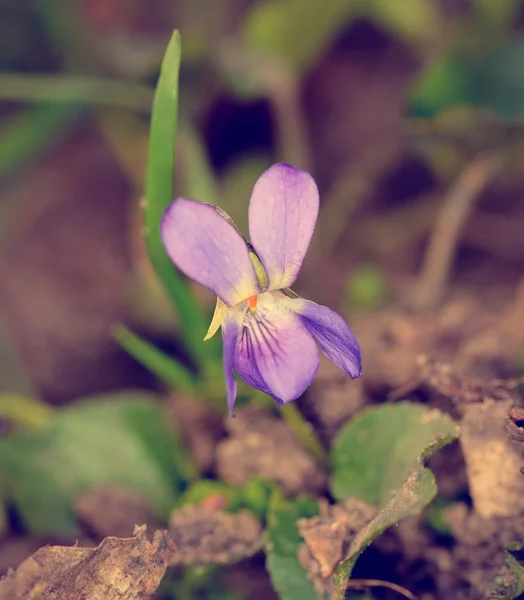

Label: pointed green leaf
[113,324,195,393]
[145,30,215,366]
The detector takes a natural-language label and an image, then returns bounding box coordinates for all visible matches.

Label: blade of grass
[113,325,196,393]
[0,72,153,111]
[145,30,218,367]
[0,394,54,428]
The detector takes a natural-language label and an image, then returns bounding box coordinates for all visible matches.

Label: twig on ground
[411,153,501,312]
[347,578,418,599]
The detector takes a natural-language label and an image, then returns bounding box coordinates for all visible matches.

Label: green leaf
[369,0,440,45]
[346,264,386,310]
[504,551,524,598]
[330,403,459,598]
[243,0,359,71]
[113,324,196,393]
[243,0,439,73]
[178,480,244,511]
[474,0,519,31]
[145,30,213,366]
[331,402,459,506]
[474,38,524,117]
[410,54,474,118]
[266,492,325,600]
[487,548,524,599]
[0,392,188,535]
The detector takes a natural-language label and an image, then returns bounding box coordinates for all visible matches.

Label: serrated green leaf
[113,324,196,393]
[266,492,325,600]
[0,393,188,535]
[330,403,459,598]
[145,31,215,366]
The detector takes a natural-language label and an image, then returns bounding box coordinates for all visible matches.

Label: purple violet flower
[161,163,362,415]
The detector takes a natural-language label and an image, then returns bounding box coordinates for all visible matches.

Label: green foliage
[487,548,524,599]
[0,393,189,535]
[330,403,459,597]
[144,31,216,367]
[179,478,273,521]
[474,0,519,31]
[475,39,524,118]
[504,551,524,599]
[243,0,439,72]
[331,402,459,505]
[266,492,324,600]
[178,480,244,511]
[113,325,196,393]
[410,55,473,118]
[411,36,524,119]
[346,264,386,310]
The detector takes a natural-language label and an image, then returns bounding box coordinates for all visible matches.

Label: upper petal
[161,198,260,306]
[222,309,245,416]
[289,298,362,379]
[248,163,319,291]
[234,293,319,404]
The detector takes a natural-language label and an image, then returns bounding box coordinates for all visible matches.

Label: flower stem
[278,402,329,470]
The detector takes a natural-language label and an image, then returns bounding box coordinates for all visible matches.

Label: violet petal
[248,163,319,291]
[292,298,362,379]
[162,198,260,306]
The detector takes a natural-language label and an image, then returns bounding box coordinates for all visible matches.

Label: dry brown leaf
[0,525,173,600]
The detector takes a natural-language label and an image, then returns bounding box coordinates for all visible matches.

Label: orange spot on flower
[248,295,257,313]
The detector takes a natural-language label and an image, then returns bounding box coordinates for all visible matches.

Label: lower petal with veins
[234,293,319,403]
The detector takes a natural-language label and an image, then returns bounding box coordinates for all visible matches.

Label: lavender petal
[248,163,319,291]
[162,198,260,306]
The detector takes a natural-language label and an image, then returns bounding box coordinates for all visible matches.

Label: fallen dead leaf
[0,525,173,600]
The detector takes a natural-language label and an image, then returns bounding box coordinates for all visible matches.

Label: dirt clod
[216,406,327,496]
[460,399,524,518]
[168,505,262,567]
[75,484,154,539]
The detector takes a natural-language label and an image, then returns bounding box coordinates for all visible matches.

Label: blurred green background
[1,0,524,598]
